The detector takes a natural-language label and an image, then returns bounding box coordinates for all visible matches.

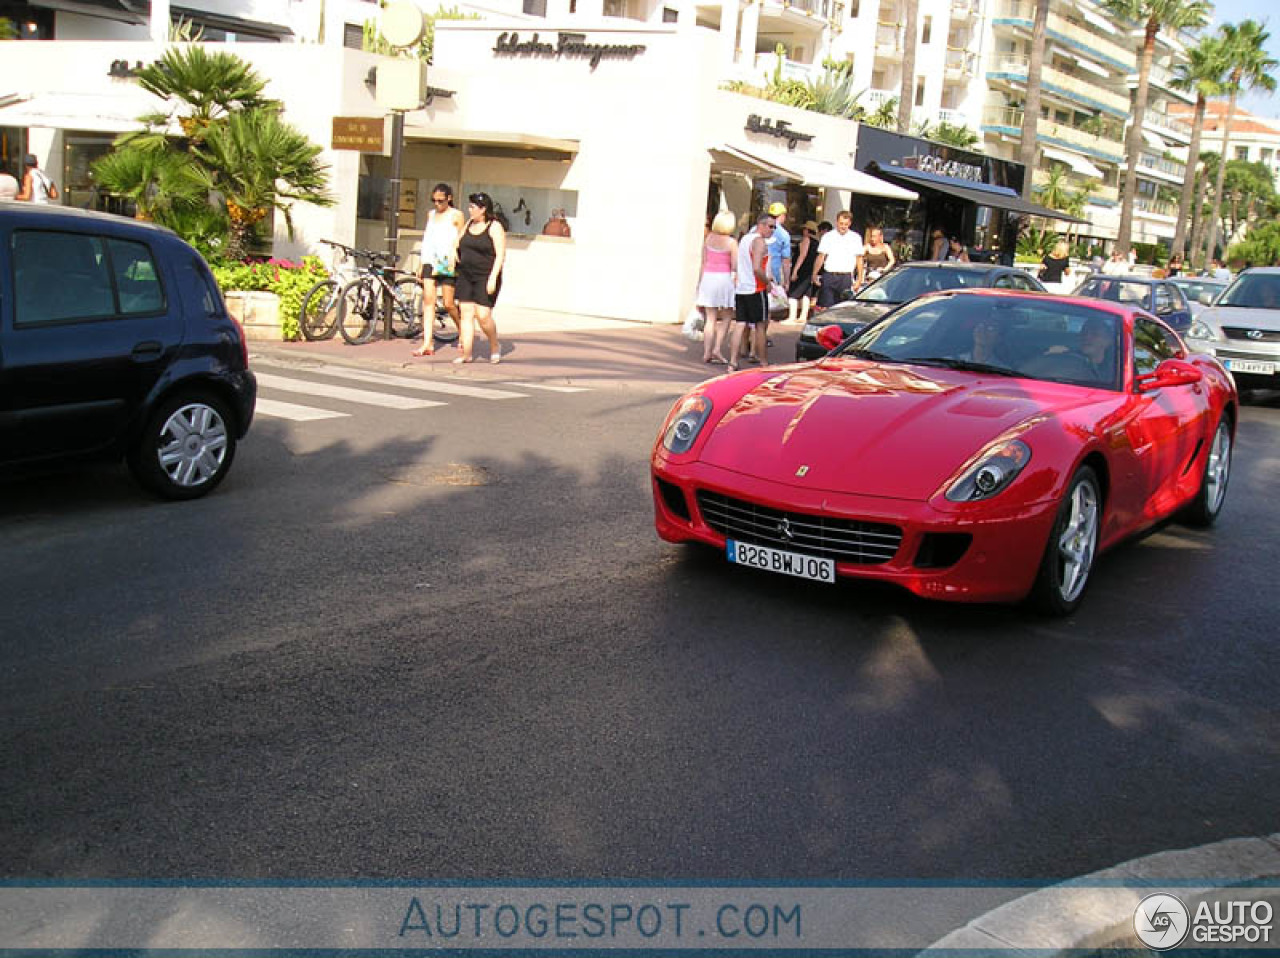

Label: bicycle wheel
[391,277,424,339]
[432,292,460,343]
[299,279,341,341]
[337,279,379,345]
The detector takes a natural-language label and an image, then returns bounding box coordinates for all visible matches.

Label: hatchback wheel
[128,392,237,500]
[1030,466,1100,616]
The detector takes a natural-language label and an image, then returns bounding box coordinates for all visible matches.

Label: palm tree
[1189,149,1219,265]
[1169,31,1227,263]
[1100,0,1210,256]
[1201,19,1278,265]
[896,2,919,134]
[867,96,899,129]
[196,107,335,260]
[1018,0,1051,201]
[90,142,210,224]
[1034,164,1075,213]
[133,46,275,142]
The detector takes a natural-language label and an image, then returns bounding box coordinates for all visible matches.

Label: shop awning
[0,91,167,134]
[868,162,1088,222]
[715,144,918,200]
[1141,127,1167,149]
[1041,145,1105,179]
[1080,7,1117,34]
[404,126,579,154]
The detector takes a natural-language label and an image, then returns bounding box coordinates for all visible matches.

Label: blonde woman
[1040,240,1072,294]
[695,211,738,364]
[861,227,896,285]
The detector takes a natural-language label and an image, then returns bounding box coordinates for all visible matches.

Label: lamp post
[374,2,427,337]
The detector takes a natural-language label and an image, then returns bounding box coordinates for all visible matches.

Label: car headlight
[661,395,713,454]
[1186,319,1220,342]
[945,439,1032,502]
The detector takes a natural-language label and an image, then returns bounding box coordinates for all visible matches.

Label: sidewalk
[251,306,803,389]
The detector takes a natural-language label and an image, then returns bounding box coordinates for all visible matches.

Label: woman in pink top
[695,211,738,364]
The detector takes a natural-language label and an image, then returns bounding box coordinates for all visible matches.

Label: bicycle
[299,240,368,341]
[334,250,425,345]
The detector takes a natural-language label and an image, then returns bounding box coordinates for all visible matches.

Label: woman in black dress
[786,220,820,324]
[453,192,507,364]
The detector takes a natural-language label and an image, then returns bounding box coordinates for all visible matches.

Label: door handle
[131,341,163,361]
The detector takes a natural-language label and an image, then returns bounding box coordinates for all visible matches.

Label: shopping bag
[682,307,704,342]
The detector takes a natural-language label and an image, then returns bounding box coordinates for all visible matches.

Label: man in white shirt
[812,211,864,308]
[1101,249,1128,276]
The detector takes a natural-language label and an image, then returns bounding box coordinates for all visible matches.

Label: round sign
[380,1,424,47]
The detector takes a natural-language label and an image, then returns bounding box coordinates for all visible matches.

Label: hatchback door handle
[131,341,163,361]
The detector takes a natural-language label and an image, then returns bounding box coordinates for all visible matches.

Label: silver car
[1185,267,1280,390]
[1169,276,1229,319]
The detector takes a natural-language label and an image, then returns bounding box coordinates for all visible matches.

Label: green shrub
[210,256,328,341]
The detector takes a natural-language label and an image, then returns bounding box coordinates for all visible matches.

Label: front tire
[391,277,424,339]
[1182,415,1232,527]
[337,279,377,345]
[300,279,340,341]
[1029,465,1101,616]
[128,392,237,500]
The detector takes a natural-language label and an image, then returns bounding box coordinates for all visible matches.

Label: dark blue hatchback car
[1069,274,1194,332]
[0,203,256,499]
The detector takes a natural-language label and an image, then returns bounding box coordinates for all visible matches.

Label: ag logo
[1134,893,1190,950]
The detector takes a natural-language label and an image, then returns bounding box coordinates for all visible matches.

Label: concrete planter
[224,290,284,342]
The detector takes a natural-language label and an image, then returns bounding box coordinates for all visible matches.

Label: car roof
[941,287,1137,317]
[1079,273,1159,285]
[0,201,177,239]
[1239,266,1280,275]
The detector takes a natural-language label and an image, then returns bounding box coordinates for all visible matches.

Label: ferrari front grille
[696,491,902,565]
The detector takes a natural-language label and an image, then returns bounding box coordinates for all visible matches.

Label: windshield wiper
[902,356,1020,377]
[842,347,896,361]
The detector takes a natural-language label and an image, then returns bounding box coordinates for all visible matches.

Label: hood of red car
[700,361,1095,501]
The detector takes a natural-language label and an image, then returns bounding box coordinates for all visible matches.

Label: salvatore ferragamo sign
[492,32,646,69]
[745,114,815,151]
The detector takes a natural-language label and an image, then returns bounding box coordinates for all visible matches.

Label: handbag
[682,307,704,342]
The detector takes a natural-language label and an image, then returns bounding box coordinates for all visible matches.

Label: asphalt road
[3,327,1278,887]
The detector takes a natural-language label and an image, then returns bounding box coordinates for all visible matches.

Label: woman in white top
[16,154,58,204]
[413,183,466,357]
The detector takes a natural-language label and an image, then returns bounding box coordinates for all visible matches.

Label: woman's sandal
[411,345,434,357]
[452,356,473,364]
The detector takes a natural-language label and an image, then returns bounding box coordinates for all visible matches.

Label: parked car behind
[1184,266,1280,391]
[795,262,1046,361]
[1070,274,1194,332]
[1169,275,1229,318]
[0,202,256,499]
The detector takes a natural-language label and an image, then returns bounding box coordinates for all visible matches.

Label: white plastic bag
[682,307,705,342]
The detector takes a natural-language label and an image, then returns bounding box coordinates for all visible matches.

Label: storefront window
[63,134,131,215]
[462,183,579,238]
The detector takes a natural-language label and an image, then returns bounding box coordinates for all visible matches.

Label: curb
[922,834,1280,954]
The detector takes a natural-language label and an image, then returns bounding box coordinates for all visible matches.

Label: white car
[1184,267,1280,390]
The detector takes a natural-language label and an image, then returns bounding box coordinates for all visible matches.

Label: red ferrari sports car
[652,289,1237,614]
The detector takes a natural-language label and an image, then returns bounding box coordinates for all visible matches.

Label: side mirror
[816,325,847,352]
[1136,358,1203,392]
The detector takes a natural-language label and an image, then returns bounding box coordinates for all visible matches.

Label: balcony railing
[987,54,1130,114]
[1134,196,1178,217]
[982,106,1125,163]
[995,1,1134,73]
[1139,152,1186,179]
[937,108,969,126]
[950,0,977,16]
[875,22,902,55]
[944,47,977,76]
[765,0,845,23]
[1033,168,1120,205]
[1145,111,1192,141]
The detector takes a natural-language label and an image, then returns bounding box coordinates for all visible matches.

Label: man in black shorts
[727,212,775,370]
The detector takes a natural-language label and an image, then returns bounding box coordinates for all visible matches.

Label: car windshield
[855,267,990,303]
[836,294,1124,391]
[1215,273,1280,310]
[1074,277,1150,307]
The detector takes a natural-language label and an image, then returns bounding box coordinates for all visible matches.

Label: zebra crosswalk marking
[499,381,589,393]
[255,398,350,422]
[254,372,445,410]
[273,363,529,400]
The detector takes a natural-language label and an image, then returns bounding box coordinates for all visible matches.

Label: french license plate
[1225,358,1276,375]
[726,539,835,583]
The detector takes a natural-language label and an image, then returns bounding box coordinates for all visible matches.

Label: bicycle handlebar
[319,239,400,267]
